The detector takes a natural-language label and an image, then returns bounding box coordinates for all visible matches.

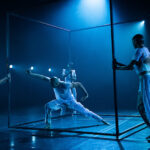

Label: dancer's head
[50,76,60,88]
[132,34,144,48]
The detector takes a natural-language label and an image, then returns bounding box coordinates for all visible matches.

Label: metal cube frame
[6,0,148,140]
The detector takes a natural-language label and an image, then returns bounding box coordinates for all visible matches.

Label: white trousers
[45,99,103,124]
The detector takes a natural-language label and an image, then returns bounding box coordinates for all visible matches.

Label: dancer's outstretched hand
[80,95,88,102]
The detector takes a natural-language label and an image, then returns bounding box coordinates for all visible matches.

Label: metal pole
[9,12,70,32]
[68,31,72,64]
[6,12,11,128]
[109,0,119,139]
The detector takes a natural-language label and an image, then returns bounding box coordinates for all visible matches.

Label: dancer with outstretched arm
[114,34,150,140]
[26,70,109,128]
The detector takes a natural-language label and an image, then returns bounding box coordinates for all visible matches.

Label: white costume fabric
[45,82,103,123]
[63,69,77,99]
[133,47,150,122]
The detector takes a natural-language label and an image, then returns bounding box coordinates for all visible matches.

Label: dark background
[0,0,150,125]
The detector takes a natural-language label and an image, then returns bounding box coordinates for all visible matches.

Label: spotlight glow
[140,20,145,26]
[48,68,52,72]
[30,66,34,70]
[85,0,103,7]
[32,136,36,143]
[79,0,106,24]
[9,64,13,69]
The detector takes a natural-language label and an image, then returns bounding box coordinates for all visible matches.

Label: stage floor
[0,111,150,150]
[14,113,145,135]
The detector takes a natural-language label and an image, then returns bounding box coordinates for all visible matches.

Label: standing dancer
[115,34,150,140]
[26,70,109,128]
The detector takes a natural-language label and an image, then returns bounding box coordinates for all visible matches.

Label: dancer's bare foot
[102,119,110,125]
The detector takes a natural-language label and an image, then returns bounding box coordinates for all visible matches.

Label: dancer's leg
[60,104,67,116]
[138,102,150,126]
[71,88,77,115]
[45,103,52,128]
[72,88,77,100]
[67,100,109,125]
[143,75,150,122]
[45,99,62,128]
[142,76,150,141]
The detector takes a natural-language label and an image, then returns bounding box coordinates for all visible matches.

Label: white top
[132,47,150,75]
[62,69,76,82]
[53,82,74,100]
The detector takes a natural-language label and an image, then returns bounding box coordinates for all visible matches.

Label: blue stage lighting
[9,64,13,69]
[32,136,36,143]
[140,20,145,26]
[48,68,52,72]
[85,0,103,7]
[30,66,34,70]
[79,0,106,24]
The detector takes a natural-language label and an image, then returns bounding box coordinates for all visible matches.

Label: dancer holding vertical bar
[115,34,150,140]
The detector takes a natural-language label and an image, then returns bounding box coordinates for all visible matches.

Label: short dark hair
[132,34,144,46]
[50,76,58,87]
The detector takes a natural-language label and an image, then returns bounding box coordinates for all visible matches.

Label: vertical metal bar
[109,0,119,139]
[6,12,11,128]
[68,31,72,64]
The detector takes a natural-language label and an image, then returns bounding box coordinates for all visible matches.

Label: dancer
[0,73,10,85]
[26,70,109,128]
[62,62,77,99]
[62,63,77,115]
[114,34,150,140]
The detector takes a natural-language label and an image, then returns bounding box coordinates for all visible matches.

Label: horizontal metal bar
[8,12,150,33]
[14,124,100,131]
[9,12,70,32]
[70,24,111,32]
[73,113,141,117]
[100,114,141,117]
[71,17,150,32]
[12,113,142,128]
[119,122,145,135]
[12,114,73,127]
[119,126,147,140]
[11,126,116,136]
[14,119,44,127]
[10,121,147,139]
[10,117,146,138]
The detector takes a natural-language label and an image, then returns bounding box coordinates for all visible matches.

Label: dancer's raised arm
[72,82,88,101]
[26,70,51,82]
[0,73,11,85]
[115,60,137,70]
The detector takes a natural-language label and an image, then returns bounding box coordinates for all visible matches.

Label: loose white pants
[45,98,103,123]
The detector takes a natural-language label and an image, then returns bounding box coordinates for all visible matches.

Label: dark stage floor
[0,111,150,150]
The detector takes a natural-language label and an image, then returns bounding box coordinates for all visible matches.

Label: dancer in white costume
[26,70,109,128]
[115,34,150,140]
[62,63,77,115]
[0,73,11,85]
[62,62,77,99]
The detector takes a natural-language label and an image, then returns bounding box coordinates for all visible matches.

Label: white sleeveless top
[132,47,150,75]
[63,69,76,82]
[53,82,74,100]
